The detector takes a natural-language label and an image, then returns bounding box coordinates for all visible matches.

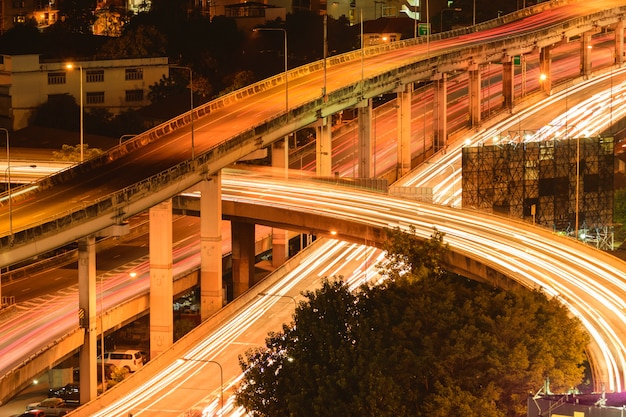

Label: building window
[86,70,104,83]
[86,92,105,104]
[12,0,25,8]
[125,68,143,81]
[125,89,144,102]
[48,72,66,85]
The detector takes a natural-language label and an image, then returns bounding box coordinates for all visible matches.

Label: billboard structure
[462,137,614,249]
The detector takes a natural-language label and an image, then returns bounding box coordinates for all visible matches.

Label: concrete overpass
[1,0,625,406]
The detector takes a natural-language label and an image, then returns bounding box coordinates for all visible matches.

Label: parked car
[17,411,46,417]
[26,397,76,416]
[97,349,144,372]
[49,383,80,403]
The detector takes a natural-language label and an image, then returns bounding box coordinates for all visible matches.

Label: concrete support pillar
[272,137,289,174]
[539,46,552,93]
[432,73,448,152]
[357,99,373,178]
[468,64,481,127]
[315,117,332,176]
[615,21,624,66]
[199,174,223,320]
[271,139,289,266]
[581,31,592,78]
[396,83,412,178]
[231,221,256,297]
[149,199,173,360]
[502,59,514,109]
[78,236,97,405]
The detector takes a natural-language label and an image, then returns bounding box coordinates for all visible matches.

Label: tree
[98,25,167,59]
[52,144,104,162]
[235,228,589,417]
[614,189,626,242]
[57,0,97,35]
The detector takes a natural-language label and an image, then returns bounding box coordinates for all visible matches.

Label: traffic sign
[418,23,430,36]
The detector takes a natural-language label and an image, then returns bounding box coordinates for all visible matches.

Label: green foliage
[52,144,104,162]
[98,25,167,58]
[30,95,80,131]
[57,0,97,35]
[614,189,626,242]
[378,226,448,281]
[106,366,128,387]
[235,228,589,417]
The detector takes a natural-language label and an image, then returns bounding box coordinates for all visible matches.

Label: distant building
[0,54,170,131]
[0,0,60,32]
[361,16,414,45]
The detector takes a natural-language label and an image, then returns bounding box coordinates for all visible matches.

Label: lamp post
[180,358,223,416]
[118,134,136,146]
[170,66,195,159]
[472,0,475,25]
[1,127,8,190]
[439,7,461,32]
[65,63,84,162]
[100,275,106,393]
[253,28,288,114]
[5,164,37,241]
[259,292,298,309]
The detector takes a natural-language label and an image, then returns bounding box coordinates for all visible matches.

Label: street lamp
[1,128,8,191]
[118,134,136,146]
[439,7,461,32]
[180,358,223,415]
[259,292,298,309]
[5,164,37,242]
[170,66,195,159]
[65,63,84,163]
[253,27,288,114]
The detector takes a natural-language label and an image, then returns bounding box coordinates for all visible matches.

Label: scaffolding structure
[462,137,614,249]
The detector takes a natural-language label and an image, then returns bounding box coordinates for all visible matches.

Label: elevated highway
[1,0,626,406]
[1,0,624,265]
[66,171,626,416]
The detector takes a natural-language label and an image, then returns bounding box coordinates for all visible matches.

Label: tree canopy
[235,227,589,417]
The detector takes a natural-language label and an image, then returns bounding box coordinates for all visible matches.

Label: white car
[97,349,144,372]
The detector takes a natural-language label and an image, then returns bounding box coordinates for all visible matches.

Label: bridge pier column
[615,21,624,66]
[432,72,447,152]
[232,221,256,297]
[539,46,552,93]
[149,199,173,360]
[502,58,514,109]
[581,31,593,78]
[396,83,412,178]
[315,117,332,176]
[468,64,481,128]
[271,139,289,267]
[199,174,223,320]
[357,99,373,178]
[78,235,97,405]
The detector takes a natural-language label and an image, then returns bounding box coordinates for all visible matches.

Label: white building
[0,54,170,131]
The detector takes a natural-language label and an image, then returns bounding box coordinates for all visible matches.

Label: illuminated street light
[253,27,288,114]
[65,63,84,163]
[5,164,37,243]
[170,66,195,159]
[180,358,223,416]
